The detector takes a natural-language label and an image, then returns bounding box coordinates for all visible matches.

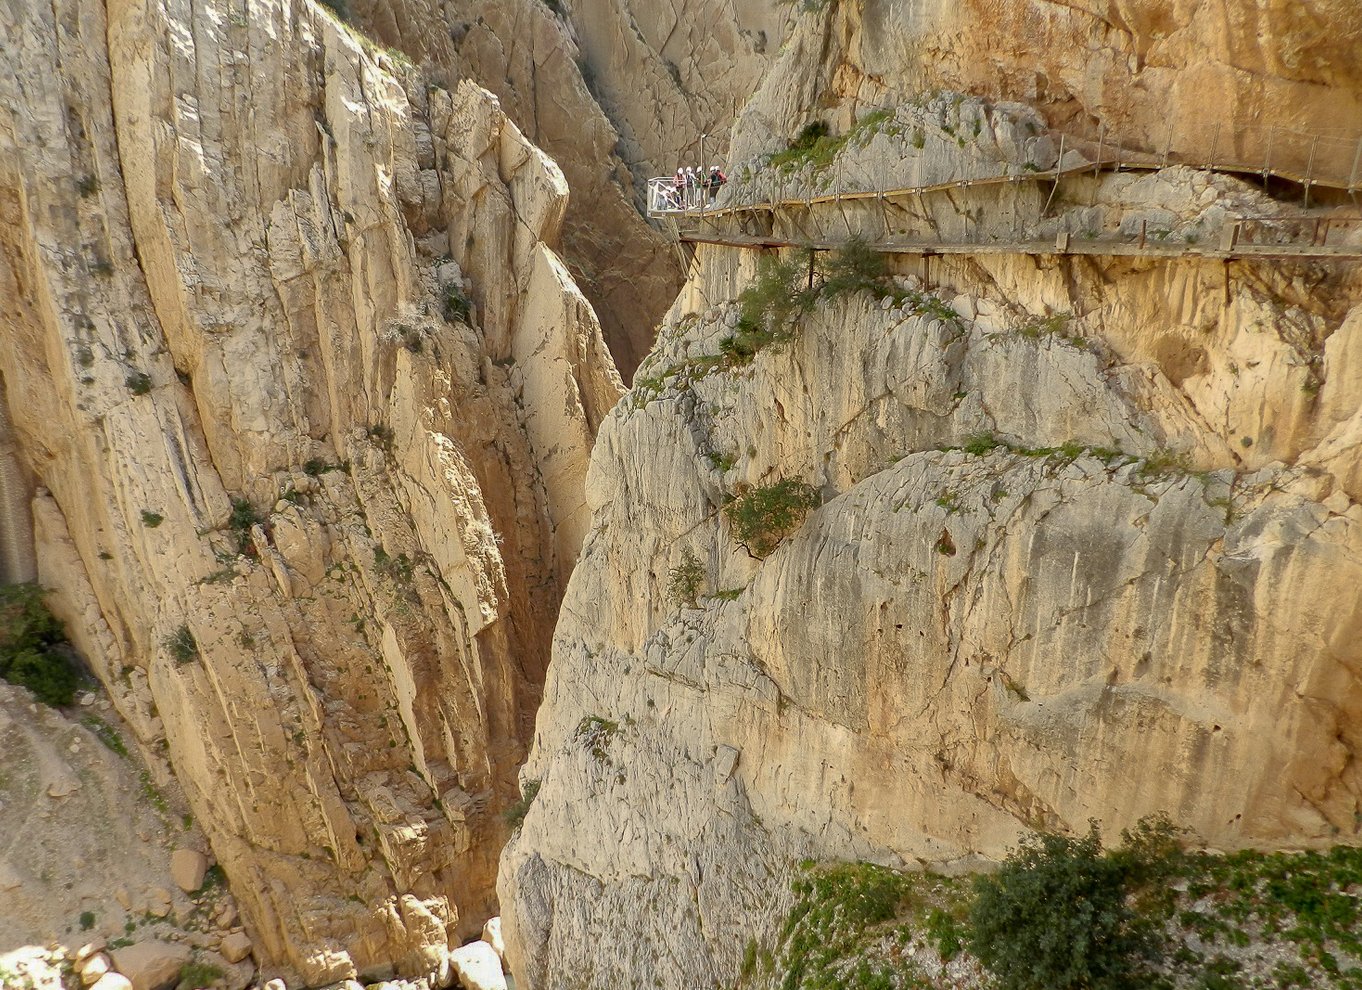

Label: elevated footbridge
[647,123,1362,263]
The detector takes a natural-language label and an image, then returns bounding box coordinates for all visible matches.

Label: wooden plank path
[651,152,1362,261]
[676,228,1362,262]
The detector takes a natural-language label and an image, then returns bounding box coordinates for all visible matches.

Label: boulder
[145,888,173,919]
[76,943,107,964]
[479,918,504,961]
[447,942,505,990]
[217,932,253,965]
[89,976,134,990]
[79,953,111,986]
[169,849,209,893]
[109,941,191,990]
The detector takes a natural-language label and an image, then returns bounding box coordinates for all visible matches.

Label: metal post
[1138,219,1147,250]
[1263,125,1274,189]
[1305,136,1318,209]
[1208,122,1220,168]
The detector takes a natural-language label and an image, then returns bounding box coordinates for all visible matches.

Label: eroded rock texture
[732,0,1362,178]
[500,5,1362,985]
[346,0,725,379]
[0,0,618,981]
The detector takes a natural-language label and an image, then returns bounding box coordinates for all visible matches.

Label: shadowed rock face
[346,0,711,380]
[0,0,617,981]
[498,5,1362,987]
[731,0,1362,177]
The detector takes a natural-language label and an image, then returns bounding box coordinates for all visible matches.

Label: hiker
[707,164,727,204]
[672,169,685,209]
[685,166,698,208]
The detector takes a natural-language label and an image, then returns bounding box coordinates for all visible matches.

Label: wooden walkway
[651,150,1362,262]
[678,229,1362,262]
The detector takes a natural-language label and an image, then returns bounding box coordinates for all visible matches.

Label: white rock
[76,942,107,963]
[80,953,111,986]
[479,917,504,961]
[89,976,134,990]
[217,931,252,964]
[170,848,209,893]
[447,942,506,990]
[109,941,191,990]
[262,979,286,990]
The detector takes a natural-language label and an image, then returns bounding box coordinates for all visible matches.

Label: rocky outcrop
[567,0,785,181]
[344,0,693,378]
[731,0,1362,180]
[1,0,618,982]
[500,70,1362,987]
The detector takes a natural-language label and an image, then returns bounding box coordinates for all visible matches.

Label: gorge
[2,1,1362,989]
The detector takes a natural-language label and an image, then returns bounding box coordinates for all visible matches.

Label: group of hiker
[666,165,727,209]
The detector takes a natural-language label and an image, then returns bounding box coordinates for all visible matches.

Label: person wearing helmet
[707,164,727,203]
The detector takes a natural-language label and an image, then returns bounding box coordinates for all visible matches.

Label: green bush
[227,497,261,554]
[316,0,349,20]
[817,238,889,300]
[176,960,223,990]
[724,479,821,558]
[167,625,198,665]
[667,546,705,607]
[504,778,541,830]
[441,281,471,324]
[968,823,1152,990]
[125,371,152,395]
[0,584,76,706]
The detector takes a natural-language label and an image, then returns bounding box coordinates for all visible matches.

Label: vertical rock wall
[0,0,618,982]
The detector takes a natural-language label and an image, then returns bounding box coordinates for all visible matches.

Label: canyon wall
[500,4,1362,988]
[342,0,785,380]
[732,0,1362,180]
[0,0,617,982]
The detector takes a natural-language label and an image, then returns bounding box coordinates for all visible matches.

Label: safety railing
[647,177,725,216]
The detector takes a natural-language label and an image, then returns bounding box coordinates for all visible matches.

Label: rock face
[1,0,618,982]
[501,244,1362,987]
[499,11,1362,980]
[346,0,698,379]
[731,0,1362,179]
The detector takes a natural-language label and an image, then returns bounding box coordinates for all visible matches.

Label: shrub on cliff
[724,479,822,557]
[0,583,77,706]
[968,818,1183,990]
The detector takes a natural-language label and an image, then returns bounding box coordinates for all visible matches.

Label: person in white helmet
[685,166,698,208]
[707,164,727,204]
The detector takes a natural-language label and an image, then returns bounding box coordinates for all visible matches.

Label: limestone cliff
[731,0,1362,179]
[0,0,618,982]
[344,0,733,379]
[499,5,1362,988]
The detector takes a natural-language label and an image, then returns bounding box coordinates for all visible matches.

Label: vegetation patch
[0,583,77,707]
[743,821,1362,990]
[442,280,472,324]
[724,479,822,558]
[667,547,705,608]
[166,625,198,665]
[125,371,152,395]
[227,497,262,554]
[575,715,620,762]
[720,240,950,365]
[1013,311,1087,348]
[504,778,542,830]
[176,960,223,990]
